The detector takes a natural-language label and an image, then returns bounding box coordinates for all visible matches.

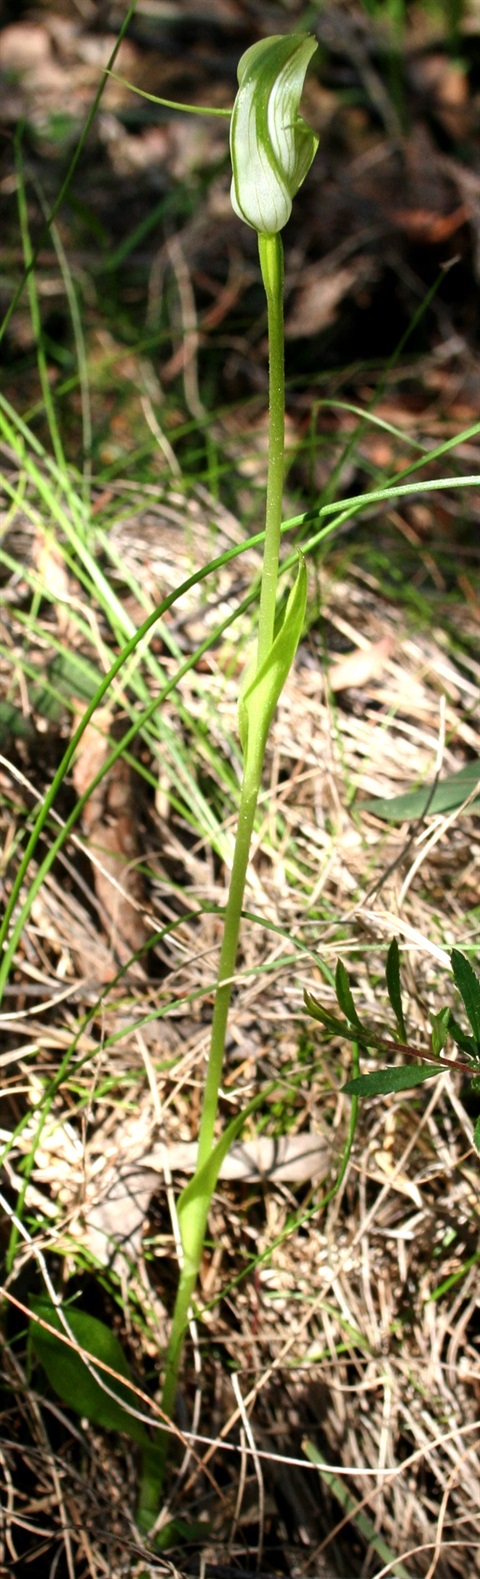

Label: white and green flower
[230,33,319,237]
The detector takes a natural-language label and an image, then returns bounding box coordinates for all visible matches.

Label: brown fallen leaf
[328,636,395,693]
[393,203,468,244]
[72,711,149,973]
[285,260,368,339]
[85,1132,331,1267]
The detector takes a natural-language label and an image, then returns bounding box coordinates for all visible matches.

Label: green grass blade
[15,136,65,471]
[303,1440,411,1579]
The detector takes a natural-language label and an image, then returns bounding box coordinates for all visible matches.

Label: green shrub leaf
[386,938,407,1040]
[343,1064,438,1097]
[304,990,351,1039]
[335,959,362,1029]
[430,1009,450,1057]
[451,949,480,1046]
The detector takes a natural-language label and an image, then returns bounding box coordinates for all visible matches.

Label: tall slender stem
[257,233,285,667]
[156,231,286,1508]
[196,750,264,1169]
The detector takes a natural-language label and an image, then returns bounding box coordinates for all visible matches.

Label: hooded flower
[230,34,319,237]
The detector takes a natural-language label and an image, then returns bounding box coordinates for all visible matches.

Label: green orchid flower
[230,33,319,237]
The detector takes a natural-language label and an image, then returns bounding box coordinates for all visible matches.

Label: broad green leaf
[30,1298,167,1535]
[362,759,480,822]
[386,938,407,1040]
[343,1064,438,1097]
[430,1009,450,1057]
[238,555,307,765]
[29,1297,149,1448]
[335,959,362,1029]
[451,949,480,1046]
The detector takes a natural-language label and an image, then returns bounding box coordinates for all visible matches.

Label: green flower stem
[157,739,264,1474]
[197,750,265,1169]
[156,234,287,1504]
[257,232,285,668]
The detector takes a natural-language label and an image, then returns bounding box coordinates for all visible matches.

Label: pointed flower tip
[230,33,319,237]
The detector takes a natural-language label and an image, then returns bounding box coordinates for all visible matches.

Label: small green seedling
[305,940,480,1153]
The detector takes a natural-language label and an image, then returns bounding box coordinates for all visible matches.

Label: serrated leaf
[385,938,407,1040]
[451,950,480,1046]
[343,1064,439,1097]
[335,959,362,1029]
[473,1116,480,1155]
[29,1297,149,1448]
[238,555,307,764]
[304,991,385,1050]
[362,759,480,822]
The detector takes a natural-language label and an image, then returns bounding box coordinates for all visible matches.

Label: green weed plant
[306,939,480,1152]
